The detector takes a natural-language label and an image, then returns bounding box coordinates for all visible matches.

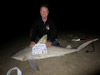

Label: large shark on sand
[11,35,99,70]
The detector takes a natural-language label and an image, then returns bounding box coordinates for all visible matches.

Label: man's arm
[46,42,52,47]
[46,20,57,47]
[30,21,38,48]
[30,24,38,42]
[49,20,57,42]
[30,41,35,48]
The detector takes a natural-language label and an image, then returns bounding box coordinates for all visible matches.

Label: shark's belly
[31,46,76,59]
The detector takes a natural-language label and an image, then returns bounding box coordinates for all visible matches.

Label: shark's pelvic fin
[28,59,39,71]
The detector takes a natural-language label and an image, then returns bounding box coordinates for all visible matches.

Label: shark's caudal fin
[77,38,99,51]
[37,35,47,44]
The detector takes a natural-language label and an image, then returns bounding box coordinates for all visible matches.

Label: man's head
[40,4,49,18]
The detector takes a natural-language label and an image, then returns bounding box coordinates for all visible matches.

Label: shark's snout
[11,55,25,61]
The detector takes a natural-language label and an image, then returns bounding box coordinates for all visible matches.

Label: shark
[11,35,99,71]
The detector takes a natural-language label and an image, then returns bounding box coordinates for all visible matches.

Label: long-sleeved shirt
[30,17,57,42]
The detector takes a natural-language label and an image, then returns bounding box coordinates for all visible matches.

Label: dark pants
[48,39,60,46]
[36,38,60,46]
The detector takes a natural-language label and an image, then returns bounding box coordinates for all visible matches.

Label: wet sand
[0,31,100,75]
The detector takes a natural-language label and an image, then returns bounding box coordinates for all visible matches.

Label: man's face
[40,7,49,18]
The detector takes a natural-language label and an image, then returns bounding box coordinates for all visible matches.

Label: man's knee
[52,39,60,46]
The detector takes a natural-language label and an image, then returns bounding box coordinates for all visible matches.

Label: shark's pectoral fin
[28,59,39,71]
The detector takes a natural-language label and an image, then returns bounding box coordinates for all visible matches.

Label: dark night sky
[0,0,99,43]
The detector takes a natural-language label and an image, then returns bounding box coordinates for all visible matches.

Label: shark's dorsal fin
[37,35,47,44]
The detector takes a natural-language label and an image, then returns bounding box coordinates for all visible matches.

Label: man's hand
[46,42,52,47]
[30,41,35,48]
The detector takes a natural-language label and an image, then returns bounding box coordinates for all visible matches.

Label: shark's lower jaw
[11,56,27,61]
[11,57,22,61]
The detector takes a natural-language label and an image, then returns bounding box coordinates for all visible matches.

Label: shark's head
[37,35,47,44]
[11,35,47,61]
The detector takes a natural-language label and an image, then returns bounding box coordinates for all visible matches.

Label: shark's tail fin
[77,38,99,51]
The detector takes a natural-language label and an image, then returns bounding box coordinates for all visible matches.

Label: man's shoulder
[32,17,41,24]
[48,17,55,24]
[48,17,53,21]
[34,16,41,21]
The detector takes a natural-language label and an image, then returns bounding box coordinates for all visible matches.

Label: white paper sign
[32,44,47,55]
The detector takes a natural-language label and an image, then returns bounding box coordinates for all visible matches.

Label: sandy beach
[0,31,100,75]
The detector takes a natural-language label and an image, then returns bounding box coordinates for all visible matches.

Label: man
[30,4,59,48]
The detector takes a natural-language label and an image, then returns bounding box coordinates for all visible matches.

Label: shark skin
[11,35,99,70]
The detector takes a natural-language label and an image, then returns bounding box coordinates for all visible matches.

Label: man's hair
[40,4,49,11]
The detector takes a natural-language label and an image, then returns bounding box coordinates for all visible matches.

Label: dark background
[0,0,99,43]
